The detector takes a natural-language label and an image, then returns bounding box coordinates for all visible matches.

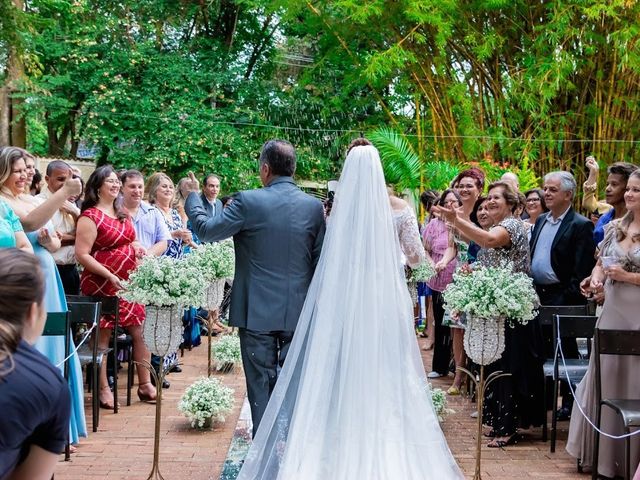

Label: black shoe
[150,375,170,389]
[555,406,571,421]
[170,365,182,373]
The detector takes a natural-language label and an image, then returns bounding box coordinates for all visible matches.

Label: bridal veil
[237,145,463,479]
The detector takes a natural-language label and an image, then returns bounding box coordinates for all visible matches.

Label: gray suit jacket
[185,176,326,332]
[200,192,223,218]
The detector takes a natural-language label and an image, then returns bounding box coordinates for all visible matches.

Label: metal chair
[66,295,133,411]
[547,314,597,453]
[538,304,592,444]
[43,311,71,461]
[593,328,640,480]
[67,301,101,431]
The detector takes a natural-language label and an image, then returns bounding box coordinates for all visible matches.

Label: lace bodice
[393,206,426,268]
[600,222,640,273]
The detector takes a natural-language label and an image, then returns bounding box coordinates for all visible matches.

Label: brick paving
[55,336,585,480]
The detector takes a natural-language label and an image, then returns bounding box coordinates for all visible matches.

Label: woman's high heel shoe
[137,382,157,404]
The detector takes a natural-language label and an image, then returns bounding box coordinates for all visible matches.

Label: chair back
[552,314,598,342]
[43,311,70,337]
[538,304,592,326]
[67,302,101,327]
[43,311,70,380]
[593,328,640,420]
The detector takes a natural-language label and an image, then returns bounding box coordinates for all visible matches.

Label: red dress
[80,207,144,329]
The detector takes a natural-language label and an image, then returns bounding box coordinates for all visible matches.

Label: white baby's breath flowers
[442,263,538,327]
[121,255,207,307]
[178,377,235,428]
[186,240,235,282]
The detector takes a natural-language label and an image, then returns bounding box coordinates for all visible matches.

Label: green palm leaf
[368,127,422,191]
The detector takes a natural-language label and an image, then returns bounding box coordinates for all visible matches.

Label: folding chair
[538,304,592,443]
[67,301,101,431]
[548,314,597,453]
[66,295,133,411]
[593,328,640,480]
[43,311,71,461]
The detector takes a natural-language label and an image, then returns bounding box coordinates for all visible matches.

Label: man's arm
[185,191,245,242]
[311,209,326,269]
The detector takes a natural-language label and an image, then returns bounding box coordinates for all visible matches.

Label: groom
[184,139,326,435]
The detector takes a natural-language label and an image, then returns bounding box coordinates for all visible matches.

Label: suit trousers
[431,291,452,376]
[239,328,294,437]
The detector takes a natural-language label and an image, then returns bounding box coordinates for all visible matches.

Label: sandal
[137,382,157,404]
[99,386,116,410]
[446,386,461,396]
[487,433,519,448]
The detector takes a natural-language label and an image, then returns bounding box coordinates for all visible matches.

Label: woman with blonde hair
[0,146,86,446]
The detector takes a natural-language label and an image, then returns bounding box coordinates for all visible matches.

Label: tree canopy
[1,0,639,193]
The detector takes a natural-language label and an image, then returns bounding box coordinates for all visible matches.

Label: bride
[237,143,463,479]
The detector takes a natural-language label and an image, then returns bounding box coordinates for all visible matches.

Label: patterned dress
[477,217,544,436]
[79,207,144,329]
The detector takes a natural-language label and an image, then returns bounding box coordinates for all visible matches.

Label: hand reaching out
[585,155,598,172]
[184,172,200,195]
[37,227,53,247]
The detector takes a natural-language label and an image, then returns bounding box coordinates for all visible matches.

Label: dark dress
[478,217,545,436]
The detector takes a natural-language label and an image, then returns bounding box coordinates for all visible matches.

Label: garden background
[2,0,640,195]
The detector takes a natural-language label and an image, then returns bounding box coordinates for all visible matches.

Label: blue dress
[28,225,87,444]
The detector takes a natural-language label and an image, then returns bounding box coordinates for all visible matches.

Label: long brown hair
[81,165,128,222]
[0,249,45,378]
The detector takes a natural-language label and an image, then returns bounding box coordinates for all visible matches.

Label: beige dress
[566,226,640,477]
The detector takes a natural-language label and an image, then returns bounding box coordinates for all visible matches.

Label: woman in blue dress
[0,146,87,445]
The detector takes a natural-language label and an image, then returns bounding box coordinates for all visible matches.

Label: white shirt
[36,187,80,265]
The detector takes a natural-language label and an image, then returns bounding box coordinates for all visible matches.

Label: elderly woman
[0,249,71,480]
[435,181,544,448]
[0,146,86,447]
[76,166,156,408]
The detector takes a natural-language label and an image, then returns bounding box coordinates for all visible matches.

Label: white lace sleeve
[395,207,426,268]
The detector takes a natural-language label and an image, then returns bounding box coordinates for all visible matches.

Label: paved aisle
[56,336,584,479]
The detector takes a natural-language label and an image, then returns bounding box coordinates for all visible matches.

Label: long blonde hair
[145,172,174,205]
[615,169,640,243]
[0,146,34,191]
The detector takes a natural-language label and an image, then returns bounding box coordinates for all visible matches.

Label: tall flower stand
[138,304,184,480]
[205,279,226,377]
[457,315,511,480]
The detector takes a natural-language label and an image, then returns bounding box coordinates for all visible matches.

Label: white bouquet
[408,260,437,283]
[427,384,455,422]
[442,263,538,327]
[178,377,235,428]
[121,255,206,307]
[186,240,235,282]
[212,334,242,372]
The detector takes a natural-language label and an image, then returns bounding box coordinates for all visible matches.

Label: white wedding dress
[237,145,463,480]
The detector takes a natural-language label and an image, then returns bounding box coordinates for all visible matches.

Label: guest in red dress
[75,166,156,409]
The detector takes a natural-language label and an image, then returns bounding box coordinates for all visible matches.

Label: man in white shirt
[36,160,81,294]
[200,174,223,218]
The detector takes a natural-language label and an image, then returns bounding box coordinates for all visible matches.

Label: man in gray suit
[201,173,223,218]
[184,140,326,435]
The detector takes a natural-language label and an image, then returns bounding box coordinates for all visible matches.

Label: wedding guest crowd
[0,140,637,479]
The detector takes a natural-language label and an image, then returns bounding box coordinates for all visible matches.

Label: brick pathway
[55,336,585,479]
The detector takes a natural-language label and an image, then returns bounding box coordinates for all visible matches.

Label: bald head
[501,172,519,192]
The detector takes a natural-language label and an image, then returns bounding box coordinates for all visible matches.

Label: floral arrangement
[212,334,242,371]
[186,240,235,282]
[178,377,235,428]
[407,260,437,283]
[121,255,206,307]
[427,384,455,422]
[442,263,538,327]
